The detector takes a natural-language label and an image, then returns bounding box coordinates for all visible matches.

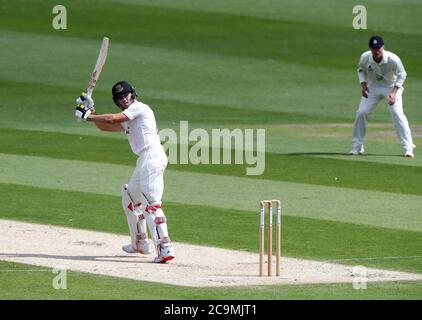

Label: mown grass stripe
[1,128,422,196]
[1,1,421,76]
[0,79,346,128]
[1,154,422,232]
[1,31,420,123]
[102,0,422,37]
[0,31,359,118]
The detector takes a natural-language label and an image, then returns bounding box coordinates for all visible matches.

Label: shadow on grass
[286,152,402,157]
[0,253,150,264]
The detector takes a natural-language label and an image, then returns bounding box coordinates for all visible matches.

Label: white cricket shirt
[120,100,161,156]
[357,50,407,88]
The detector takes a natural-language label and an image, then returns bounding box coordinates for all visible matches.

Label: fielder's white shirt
[357,50,407,88]
[120,101,161,156]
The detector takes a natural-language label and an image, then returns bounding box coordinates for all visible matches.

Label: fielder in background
[75,81,175,263]
[350,35,415,158]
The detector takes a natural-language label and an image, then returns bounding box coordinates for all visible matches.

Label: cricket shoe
[405,150,414,158]
[349,146,364,155]
[153,244,175,263]
[122,240,153,255]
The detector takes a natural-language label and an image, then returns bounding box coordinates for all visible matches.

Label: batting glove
[75,105,92,121]
[76,92,95,109]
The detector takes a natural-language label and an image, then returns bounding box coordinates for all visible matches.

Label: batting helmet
[112,81,138,107]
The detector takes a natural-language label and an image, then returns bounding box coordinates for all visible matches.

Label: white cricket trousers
[351,86,415,151]
[128,146,168,206]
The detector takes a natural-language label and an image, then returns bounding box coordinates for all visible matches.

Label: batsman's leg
[138,148,175,263]
[142,203,174,263]
[121,184,152,254]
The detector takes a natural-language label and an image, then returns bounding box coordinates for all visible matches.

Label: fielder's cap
[369,36,384,49]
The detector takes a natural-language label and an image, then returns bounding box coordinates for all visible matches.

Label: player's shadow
[0,253,150,263]
[286,152,402,157]
[286,152,346,156]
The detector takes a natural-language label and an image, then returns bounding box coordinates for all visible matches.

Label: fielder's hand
[76,92,95,109]
[361,82,369,98]
[388,92,396,105]
[75,105,92,121]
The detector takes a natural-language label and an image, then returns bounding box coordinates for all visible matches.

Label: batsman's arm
[87,112,128,132]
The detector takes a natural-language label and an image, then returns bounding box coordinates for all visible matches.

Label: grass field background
[0,0,421,299]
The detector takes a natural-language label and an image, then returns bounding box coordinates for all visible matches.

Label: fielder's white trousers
[128,146,168,207]
[351,86,415,151]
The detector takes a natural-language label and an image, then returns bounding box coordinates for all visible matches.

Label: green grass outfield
[0,0,421,299]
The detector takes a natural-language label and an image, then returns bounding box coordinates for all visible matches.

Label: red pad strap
[145,204,161,214]
[155,217,165,224]
[127,202,142,212]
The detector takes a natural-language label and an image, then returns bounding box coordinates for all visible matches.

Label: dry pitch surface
[1,219,421,287]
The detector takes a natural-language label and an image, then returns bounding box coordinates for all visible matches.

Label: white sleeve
[357,54,367,83]
[394,57,407,88]
[120,121,128,131]
[122,104,144,121]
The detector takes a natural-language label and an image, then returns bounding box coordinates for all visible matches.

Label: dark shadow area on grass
[286,152,402,157]
[0,253,151,264]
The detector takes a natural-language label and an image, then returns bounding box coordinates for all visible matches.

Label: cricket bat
[86,36,109,97]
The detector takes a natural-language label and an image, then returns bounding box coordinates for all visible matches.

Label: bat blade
[86,37,109,96]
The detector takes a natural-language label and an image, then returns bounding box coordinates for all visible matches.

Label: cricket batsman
[75,81,175,263]
[350,35,415,158]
